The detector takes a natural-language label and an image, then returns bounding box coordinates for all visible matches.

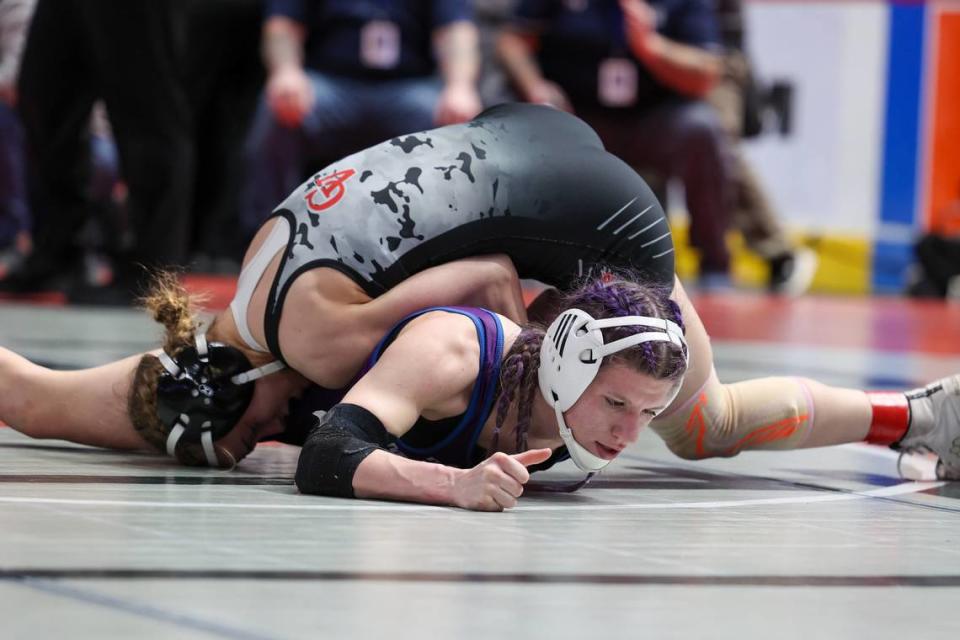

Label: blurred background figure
[0,0,34,282]
[708,0,816,294]
[6,0,194,303]
[908,193,960,300]
[0,0,946,302]
[498,0,734,289]
[474,0,519,107]
[240,0,483,240]
[77,102,131,291]
[184,0,265,273]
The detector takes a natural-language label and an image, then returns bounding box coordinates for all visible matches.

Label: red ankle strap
[865,391,910,445]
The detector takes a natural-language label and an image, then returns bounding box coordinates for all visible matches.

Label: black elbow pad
[295,403,394,498]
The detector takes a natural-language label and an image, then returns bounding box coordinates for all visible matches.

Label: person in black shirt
[499,0,734,287]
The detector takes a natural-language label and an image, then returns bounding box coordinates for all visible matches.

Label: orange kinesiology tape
[650,369,814,460]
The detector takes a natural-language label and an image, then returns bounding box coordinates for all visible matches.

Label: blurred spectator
[0,0,34,281]
[79,102,132,288]
[474,0,519,107]
[7,0,194,302]
[241,0,483,238]
[709,0,816,294]
[0,0,128,288]
[908,195,960,300]
[185,0,264,272]
[908,231,960,300]
[498,0,733,287]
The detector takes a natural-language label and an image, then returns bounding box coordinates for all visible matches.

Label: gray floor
[2,302,960,639]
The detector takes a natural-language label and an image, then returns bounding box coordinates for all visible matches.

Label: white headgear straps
[158,332,287,467]
[589,316,686,360]
[157,351,181,377]
[553,405,610,471]
[195,333,209,361]
[165,413,219,466]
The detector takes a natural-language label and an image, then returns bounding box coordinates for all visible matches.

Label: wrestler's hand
[213,418,286,468]
[451,448,553,511]
[266,65,315,128]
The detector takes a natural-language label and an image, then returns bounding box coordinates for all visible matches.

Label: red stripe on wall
[927,10,960,233]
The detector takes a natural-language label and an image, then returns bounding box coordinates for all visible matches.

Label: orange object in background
[926,10,960,235]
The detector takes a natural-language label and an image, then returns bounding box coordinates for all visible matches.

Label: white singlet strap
[231,360,287,385]
[230,218,291,353]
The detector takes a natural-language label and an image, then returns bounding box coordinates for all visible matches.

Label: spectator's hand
[525,80,573,113]
[451,449,552,511]
[0,83,16,107]
[621,0,657,59]
[266,66,315,128]
[434,83,483,126]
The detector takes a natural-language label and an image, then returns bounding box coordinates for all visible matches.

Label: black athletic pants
[17,0,194,282]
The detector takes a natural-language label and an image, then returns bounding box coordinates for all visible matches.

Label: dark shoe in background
[768,247,818,296]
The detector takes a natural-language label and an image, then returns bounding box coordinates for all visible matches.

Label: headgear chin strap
[155,332,286,466]
[538,309,688,472]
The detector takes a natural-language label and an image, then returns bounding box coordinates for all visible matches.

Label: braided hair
[127,271,218,466]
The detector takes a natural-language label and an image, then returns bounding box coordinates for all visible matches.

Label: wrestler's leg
[649,276,872,459]
[522,275,953,468]
[0,346,148,450]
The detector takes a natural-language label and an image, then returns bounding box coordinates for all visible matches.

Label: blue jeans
[0,102,30,246]
[240,72,442,237]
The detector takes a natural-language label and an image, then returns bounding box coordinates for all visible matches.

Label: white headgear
[538,309,688,472]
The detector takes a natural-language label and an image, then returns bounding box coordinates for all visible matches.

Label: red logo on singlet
[304,169,357,212]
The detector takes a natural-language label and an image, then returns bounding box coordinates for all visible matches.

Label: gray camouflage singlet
[264,103,675,361]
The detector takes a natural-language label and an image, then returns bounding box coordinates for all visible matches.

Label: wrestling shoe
[896,374,960,479]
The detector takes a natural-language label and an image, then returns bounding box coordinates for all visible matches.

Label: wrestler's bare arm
[365,254,527,327]
[286,254,527,388]
[331,312,550,510]
[339,312,479,504]
[0,347,150,450]
[342,312,480,435]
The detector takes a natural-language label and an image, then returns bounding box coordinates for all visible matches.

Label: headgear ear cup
[155,333,285,466]
[538,308,688,472]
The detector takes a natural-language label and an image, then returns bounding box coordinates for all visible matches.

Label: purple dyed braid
[494,327,544,454]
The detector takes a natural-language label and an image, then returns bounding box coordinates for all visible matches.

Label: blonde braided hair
[127,271,217,466]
